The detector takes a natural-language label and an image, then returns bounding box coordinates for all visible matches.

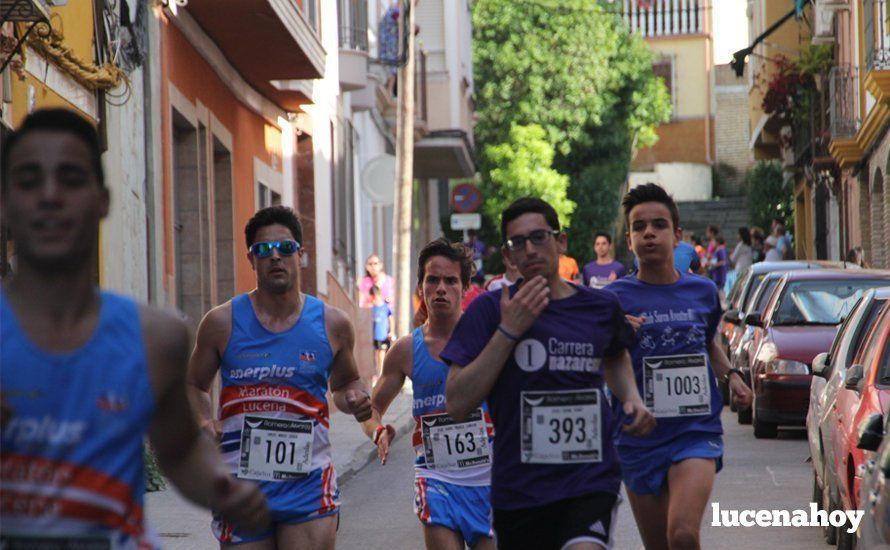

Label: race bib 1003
[421,409,491,471]
[520,389,602,464]
[238,415,313,481]
[643,353,711,418]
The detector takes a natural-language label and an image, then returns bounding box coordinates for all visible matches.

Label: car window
[854,313,886,371]
[742,273,767,312]
[826,299,863,376]
[869,309,890,384]
[772,280,889,326]
[728,270,749,309]
[752,278,780,313]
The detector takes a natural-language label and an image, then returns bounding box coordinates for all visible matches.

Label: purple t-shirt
[440,284,636,510]
[605,273,723,450]
[710,247,728,287]
[582,260,627,289]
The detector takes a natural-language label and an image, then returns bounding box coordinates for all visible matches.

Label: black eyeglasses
[249,239,301,258]
[504,229,559,251]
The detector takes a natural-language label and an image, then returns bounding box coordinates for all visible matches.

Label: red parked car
[746,270,890,439]
[829,303,890,549]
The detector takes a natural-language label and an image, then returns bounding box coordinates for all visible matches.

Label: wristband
[373,425,387,445]
[723,368,743,384]
[497,325,520,342]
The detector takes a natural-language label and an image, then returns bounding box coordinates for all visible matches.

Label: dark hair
[716,235,726,245]
[738,226,752,246]
[752,232,764,244]
[2,108,104,190]
[706,224,720,236]
[417,237,473,289]
[369,285,380,296]
[244,206,303,248]
[593,231,612,245]
[621,183,680,230]
[501,197,560,240]
[772,217,785,226]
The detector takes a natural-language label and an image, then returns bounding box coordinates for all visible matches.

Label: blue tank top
[411,327,491,486]
[0,291,156,548]
[218,294,337,513]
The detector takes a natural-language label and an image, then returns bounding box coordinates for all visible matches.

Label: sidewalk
[145,387,415,549]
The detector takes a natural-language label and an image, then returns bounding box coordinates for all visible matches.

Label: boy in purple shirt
[442,197,655,550]
[606,184,752,550]
[582,232,627,289]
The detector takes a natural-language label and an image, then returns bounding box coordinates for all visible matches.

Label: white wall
[629,162,713,201]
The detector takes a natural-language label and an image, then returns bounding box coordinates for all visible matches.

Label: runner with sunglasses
[442,197,655,550]
[188,206,373,549]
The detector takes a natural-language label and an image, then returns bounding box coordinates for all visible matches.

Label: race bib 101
[520,389,602,464]
[643,353,711,418]
[238,415,313,481]
[421,408,491,471]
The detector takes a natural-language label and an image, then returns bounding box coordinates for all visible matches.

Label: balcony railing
[793,75,832,165]
[865,0,890,70]
[621,0,703,38]
[338,0,369,52]
[829,64,859,139]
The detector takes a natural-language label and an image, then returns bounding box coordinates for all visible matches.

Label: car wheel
[820,472,838,545]
[719,378,730,407]
[752,398,778,439]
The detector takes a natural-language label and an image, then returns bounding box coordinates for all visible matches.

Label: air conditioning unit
[0,0,51,23]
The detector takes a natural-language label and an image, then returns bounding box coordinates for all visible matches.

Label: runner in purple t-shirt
[442,197,655,550]
[582,232,627,289]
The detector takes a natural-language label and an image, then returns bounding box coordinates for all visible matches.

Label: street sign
[450,213,481,231]
[451,183,482,213]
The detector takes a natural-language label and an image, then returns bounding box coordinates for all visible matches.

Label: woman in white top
[731,226,754,273]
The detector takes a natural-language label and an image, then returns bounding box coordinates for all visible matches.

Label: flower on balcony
[761,56,814,121]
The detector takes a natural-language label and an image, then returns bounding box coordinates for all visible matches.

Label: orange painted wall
[160,16,284,299]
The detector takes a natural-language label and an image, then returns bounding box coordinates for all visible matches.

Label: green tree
[482,124,576,228]
[472,0,671,268]
[746,160,794,232]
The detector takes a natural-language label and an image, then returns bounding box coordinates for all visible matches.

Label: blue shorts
[618,432,723,496]
[212,465,340,544]
[414,477,493,546]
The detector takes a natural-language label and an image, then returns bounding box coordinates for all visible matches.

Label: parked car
[731,271,787,424]
[857,403,890,549]
[808,287,890,544]
[746,270,890,439]
[719,261,852,405]
[829,304,890,549]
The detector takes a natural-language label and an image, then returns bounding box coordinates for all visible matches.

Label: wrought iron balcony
[829,64,859,140]
[619,0,704,38]
[865,0,890,70]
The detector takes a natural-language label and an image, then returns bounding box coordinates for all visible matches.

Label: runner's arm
[602,350,644,406]
[327,306,373,421]
[186,306,229,438]
[143,308,269,530]
[361,335,409,439]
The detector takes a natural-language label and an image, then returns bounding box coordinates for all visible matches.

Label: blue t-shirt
[372,303,391,342]
[582,260,627,289]
[605,273,723,449]
[440,284,636,510]
[633,241,701,274]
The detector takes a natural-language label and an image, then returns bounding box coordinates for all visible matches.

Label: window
[772,280,890,325]
[257,182,281,209]
[743,273,767,312]
[652,57,674,112]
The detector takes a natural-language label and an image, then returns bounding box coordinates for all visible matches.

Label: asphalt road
[338,409,828,549]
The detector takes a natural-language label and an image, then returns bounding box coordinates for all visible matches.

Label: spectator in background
[485,255,521,292]
[709,235,729,299]
[751,227,766,263]
[464,229,491,279]
[558,253,581,283]
[370,285,394,386]
[462,273,486,311]
[359,253,395,309]
[846,246,869,268]
[691,233,707,270]
[764,233,783,262]
[731,227,754,274]
[772,218,793,260]
[582,232,626,288]
[705,224,720,260]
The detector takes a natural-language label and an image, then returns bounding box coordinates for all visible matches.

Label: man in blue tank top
[442,197,656,550]
[606,183,752,550]
[362,238,495,549]
[188,205,373,549]
[0,108,269,548]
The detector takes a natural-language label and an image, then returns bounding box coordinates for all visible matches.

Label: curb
[336,403,415,485]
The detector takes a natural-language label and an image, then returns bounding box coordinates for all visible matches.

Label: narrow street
[338,409,824,549]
